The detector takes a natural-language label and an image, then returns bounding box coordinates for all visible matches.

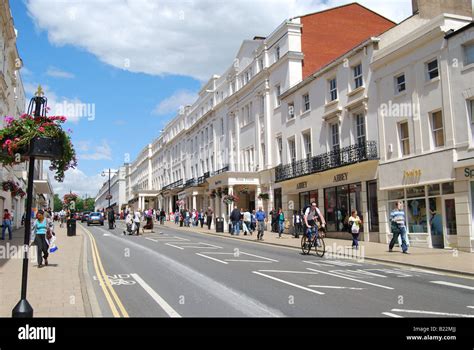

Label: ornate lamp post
[101,169,117,209]
[12,87,48,318]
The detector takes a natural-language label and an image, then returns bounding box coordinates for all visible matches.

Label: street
[81,222,474,318]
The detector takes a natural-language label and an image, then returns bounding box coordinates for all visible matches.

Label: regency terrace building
[100,1,474,252]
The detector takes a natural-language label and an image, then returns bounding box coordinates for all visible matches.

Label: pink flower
[38,127,45,132]
[4,139,11,145]
[4,116,14,124]
[60,116,67,122]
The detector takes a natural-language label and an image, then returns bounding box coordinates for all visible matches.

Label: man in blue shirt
[255,207,267,241]
[389,201,409,254]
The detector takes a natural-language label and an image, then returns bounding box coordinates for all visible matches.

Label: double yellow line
[81,225,129,317]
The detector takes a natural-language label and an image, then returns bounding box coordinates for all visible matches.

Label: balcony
[275,141,378,183]
[211,165,229,176]
[162,179,183,191]
[184,178,197,188]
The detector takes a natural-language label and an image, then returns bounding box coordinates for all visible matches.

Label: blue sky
[10,0,411,197]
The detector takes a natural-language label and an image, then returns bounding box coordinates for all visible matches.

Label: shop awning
[33,180,53,195]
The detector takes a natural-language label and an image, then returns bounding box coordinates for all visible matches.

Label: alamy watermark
[379,100,419,119]
[51,101,96,121]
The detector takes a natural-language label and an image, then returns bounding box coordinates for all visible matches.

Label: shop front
[378,149,472,251]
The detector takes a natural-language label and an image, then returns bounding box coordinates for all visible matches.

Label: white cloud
[24,82,94,123]
[25,0,412,81]
[79,140,112,161]
[46,66,75,79]
[47,166,104,198]
[153,90,197,116]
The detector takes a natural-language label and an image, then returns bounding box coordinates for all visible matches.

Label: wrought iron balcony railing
[161,179,183,191]
[211,165,229,177]
[275,141,378,183]
[184,178,197,188]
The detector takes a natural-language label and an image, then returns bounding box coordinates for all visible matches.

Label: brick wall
[301,3,396,78]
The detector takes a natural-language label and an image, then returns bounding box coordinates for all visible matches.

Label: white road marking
[467,306,474,309]
[130,273,181,318]
[382,312,403,318]
[306,268,394,290]
[365,269,412,278]
[303,260,362,267]
[239,252,278,262]
[145,238,158,242]
[252,271,325,295]
[196,253,228,264]
[165,243,185,250]
[308,285,364,290]
[329,269,388,279]
[391,308,474,318]
[225,259,273,263]
[408,268,443,275]
[430,281,474,291]
[258,270,319,274]
[103,233,111,236]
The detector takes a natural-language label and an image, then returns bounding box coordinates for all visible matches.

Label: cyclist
[304,201,326,243]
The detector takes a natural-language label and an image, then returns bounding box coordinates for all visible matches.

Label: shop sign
[403,169,422,177]
[333,172,348,182]
[464,168,474,178]
[297,182,307,189]
[215,180,222,186]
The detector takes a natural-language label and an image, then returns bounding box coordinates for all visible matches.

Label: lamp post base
[12,299,34,318]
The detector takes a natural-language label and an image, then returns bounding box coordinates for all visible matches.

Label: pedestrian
[199,209,205,228]
[277,208,285,238]
[242,209,251,236]
[389,201,409,254]
[30,210,53,268]
[108,207,116,229]
[293,210,302,238]
[230,205,241,235]
[255,207,267,241]
[160,209,166,225]
[124,212,133,235]
[347,210,362,249]
[1,209,13,240]
[175,210,179,225]
[133,210,141,235]
[251,210,257,234]
[206,207,213,230]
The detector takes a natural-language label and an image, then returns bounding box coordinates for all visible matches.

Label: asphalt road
[81,221,474,318]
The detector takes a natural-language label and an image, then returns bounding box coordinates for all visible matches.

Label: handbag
[351,222,360,234]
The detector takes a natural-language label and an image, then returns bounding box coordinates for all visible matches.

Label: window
[261,142,266,166]
[275,85,281,107]
[331,123,340,151]
[329,78,337,101]
[288,138,296,163]
[355,113,366,145]
[426,59,439,80]
[276,46,280,61]
[431,111,444,148]
[353,64,363,89]
[221,118,224,135]
[465,43,474,66]
[245,105,250,125]
[259,58,264,72]
[288,102,295,119]
[303,94,310,112]
[395,73,406,94]
[399,121,410,156]
[303,132,311,158]
[277,137,282,164]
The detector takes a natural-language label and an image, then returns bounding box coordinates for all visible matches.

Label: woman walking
[348,210,362,249]
[30,210,53,268]
[278,208,285,238]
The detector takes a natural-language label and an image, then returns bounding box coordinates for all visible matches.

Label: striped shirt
[390,209,406,228]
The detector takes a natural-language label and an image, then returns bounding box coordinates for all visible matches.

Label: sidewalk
[0,224,87,317]
[160,221,474,277]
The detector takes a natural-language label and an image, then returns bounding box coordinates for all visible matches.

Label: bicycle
[301,224,326,257]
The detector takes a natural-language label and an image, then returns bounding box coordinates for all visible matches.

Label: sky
[10,0,413,198]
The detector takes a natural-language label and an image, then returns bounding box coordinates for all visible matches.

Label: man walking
[389,201,409,254]
[1,209,13,240]
[230,206,241,235]
[255,207,267,241]
[206,207,213,230]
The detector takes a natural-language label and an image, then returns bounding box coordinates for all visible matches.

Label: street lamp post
[101,169,117,209]
[12,88,48,318]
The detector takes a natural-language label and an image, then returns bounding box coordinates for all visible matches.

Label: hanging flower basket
[210,190,217,199]
[258,192,269,200]
[1,180,26,197]
[216,189,222,198]
[0,114,76,182]
[239,186,251,195]
[176,199,185,208]
[222,194,239,205]
[63,193,78,204]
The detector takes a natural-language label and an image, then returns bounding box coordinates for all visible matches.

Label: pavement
[0,224,88,317]
[158,221,474,277]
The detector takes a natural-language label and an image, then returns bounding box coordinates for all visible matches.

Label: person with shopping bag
[347,210,362,249]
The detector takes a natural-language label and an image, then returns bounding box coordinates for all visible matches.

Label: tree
[53,194,63,212]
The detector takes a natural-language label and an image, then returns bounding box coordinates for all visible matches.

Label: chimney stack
[412,0,472,18]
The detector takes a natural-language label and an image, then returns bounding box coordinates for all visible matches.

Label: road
[80,221,474,318]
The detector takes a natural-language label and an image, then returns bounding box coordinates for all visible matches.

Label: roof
[445,21,474,39]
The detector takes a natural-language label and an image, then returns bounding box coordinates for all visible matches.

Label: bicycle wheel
[301,235,311,255]
[315,237,325,257]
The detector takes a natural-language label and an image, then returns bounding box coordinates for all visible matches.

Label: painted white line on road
[240,252,279,262]
[145,238,158,242]
[306,268,394,290]
[130,273,181,318]
[382,312,403,318]
[225,259,273,263]
[198,242,223,249]
[430,281,474,291]
[408,268,443,275]
[467,306,474,309]
[329,269,388,279]
[258,270,319,274]
[391,308,474,318]
[308,285,364,290]
[165,243,185,250]
[196,253,228,264]
[252,271,325,295]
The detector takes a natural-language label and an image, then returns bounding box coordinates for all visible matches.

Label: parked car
[81,211,91,223]
[87,212,104,226]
